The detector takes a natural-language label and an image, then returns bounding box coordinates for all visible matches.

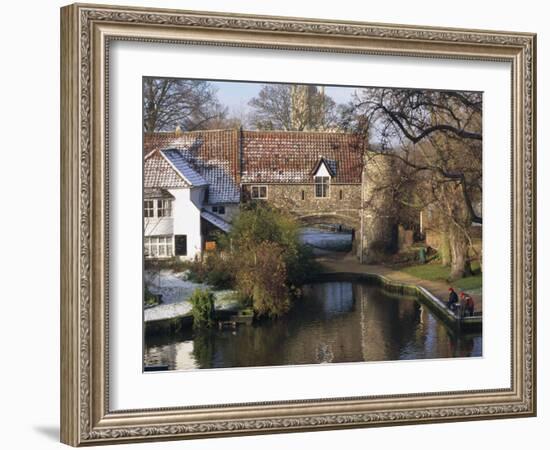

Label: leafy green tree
[236,241,291,317]
[219,203,319,317]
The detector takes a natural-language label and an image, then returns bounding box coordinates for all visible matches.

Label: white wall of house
[144,187,237,260]
[170,186,205,260]
[207,203,239,222]
[144,217,174,236]
[224,204,239,222]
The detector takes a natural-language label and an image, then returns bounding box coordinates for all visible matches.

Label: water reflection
[144,282,482,370]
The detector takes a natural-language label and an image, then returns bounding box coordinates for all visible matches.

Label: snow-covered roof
[241,131,363,184]
[200,210,232,233]
[144,131,241,204]
[144,152,188,189]
[196,158,241,204]
[161,149,208,187]
[143,129,363,198]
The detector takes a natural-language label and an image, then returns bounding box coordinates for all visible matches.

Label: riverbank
[145,249,482,334]
[145,276,482,370]
[316,250,483,312]
[314,250,482,331]
[144,270,243,334]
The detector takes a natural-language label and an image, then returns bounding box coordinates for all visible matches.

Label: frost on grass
[144,270,239,322]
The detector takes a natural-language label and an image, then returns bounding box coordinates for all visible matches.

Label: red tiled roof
[144,130,239,182]
[241,131,364,184]
[144,130,241,203]
[144,152,188,189]
[143,130,364,193]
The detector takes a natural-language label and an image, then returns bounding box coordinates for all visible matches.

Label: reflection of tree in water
[192,330,216,369]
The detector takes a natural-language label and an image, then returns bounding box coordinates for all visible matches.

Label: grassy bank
[397,261,482,292]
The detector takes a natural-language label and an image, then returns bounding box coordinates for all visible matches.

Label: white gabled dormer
[311,157,335,198]
[313,159,333,178]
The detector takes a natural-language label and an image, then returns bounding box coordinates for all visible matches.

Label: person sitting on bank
[460,291,475,317]
[447,287,459,311]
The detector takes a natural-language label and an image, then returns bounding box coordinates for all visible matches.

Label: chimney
[174,124,183,136]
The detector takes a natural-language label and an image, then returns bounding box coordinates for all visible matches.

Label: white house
[143,142,238,260]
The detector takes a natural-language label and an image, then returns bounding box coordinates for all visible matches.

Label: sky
[208,79,360,116]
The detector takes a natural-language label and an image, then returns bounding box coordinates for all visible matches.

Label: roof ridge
[144,128,237,136]
[144,129,357,137]
[160,149,208,187]
[242,129,355,136]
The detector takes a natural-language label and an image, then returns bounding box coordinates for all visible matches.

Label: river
[144,280,482,371]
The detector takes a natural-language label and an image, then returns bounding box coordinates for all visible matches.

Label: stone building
[239,130,363,230]
[143,128,396,261]
[359,152,400,262]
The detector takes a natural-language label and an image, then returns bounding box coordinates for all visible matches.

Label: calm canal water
[144,281,482,371]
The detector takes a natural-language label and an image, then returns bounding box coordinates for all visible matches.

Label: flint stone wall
[241,183,362,228]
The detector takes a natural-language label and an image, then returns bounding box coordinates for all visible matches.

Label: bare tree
[248,84,292,130]
[344,88,482,279]
[143,78,227,132]
[249,84,338,131]
[342,88,482,202]
[206,103,252,130]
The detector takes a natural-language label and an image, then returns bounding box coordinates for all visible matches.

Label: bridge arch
[295,212,361,256]
[295,212,360,231]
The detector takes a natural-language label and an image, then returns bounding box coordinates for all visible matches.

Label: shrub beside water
[226,203,319,318]
[184,204,319,318]
[184,254,235,290]
[235,241,291,317]
[189,288,215,329]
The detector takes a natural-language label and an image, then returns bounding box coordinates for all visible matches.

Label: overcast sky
[208,79,359,116]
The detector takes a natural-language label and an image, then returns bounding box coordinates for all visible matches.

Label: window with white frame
[144,199,172,218]
[212,205,225,214]
[251,185,268,199]
[144,236,173,258]
[314,176,330,198]
[144,200,155,218]
[157,199,172,217]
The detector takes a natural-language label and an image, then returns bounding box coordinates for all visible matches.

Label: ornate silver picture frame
[60,3,536,446]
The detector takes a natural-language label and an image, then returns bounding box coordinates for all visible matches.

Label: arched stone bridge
[294,211,362,256]
[296,212,360,231]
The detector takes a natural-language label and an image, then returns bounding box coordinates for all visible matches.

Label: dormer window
[314,176,330,198]
[312,158,334,198]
